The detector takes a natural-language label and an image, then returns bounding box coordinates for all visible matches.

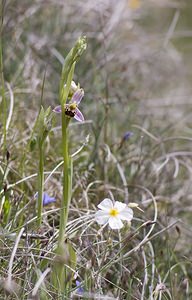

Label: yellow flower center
[129,0,140,9]
[69,102,77,110]
[109,208,119,217]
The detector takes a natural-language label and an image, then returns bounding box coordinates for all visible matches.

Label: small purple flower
[118,131,134,149]
[53,88,84,122]
[43,193,56,206]
[123,131,134,141]
[75,280,84,294]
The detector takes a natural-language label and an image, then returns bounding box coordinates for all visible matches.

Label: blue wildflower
[35,192,56,206]
[123,131,134,141]
[42,193,56,206]
[119,131,134,149]
[75,280,84,294]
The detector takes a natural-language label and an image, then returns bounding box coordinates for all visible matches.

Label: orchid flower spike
[53,86,84,122]
[95,198,134,230]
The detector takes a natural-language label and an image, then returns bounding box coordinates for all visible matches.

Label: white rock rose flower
[95,198,133,230]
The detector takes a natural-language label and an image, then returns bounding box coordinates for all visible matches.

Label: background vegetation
[0,0,192,299]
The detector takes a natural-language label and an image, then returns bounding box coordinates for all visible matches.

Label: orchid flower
[95,198,133,229]
[53,88,84,122]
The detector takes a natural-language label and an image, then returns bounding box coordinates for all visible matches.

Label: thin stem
[58,108,70,245]
[0,0,6,152]
[58,64,75,246]
[37,142,44,228]
[53,108,71,297]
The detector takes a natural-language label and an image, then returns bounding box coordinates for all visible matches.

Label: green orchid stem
[37,142,44,228]
[53,106,72,298]
[58,108,71,246]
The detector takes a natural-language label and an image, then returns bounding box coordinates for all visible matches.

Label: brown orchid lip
[65,109,76,118]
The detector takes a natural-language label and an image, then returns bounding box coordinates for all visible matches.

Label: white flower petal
[128,202,139,208]
[98,198,113,211]
[95,210,110,225]
[119,207,133,221]
[108,217,124,229]
[114,201,127,212]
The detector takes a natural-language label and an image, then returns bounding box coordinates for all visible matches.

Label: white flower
[95,198,133,230]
